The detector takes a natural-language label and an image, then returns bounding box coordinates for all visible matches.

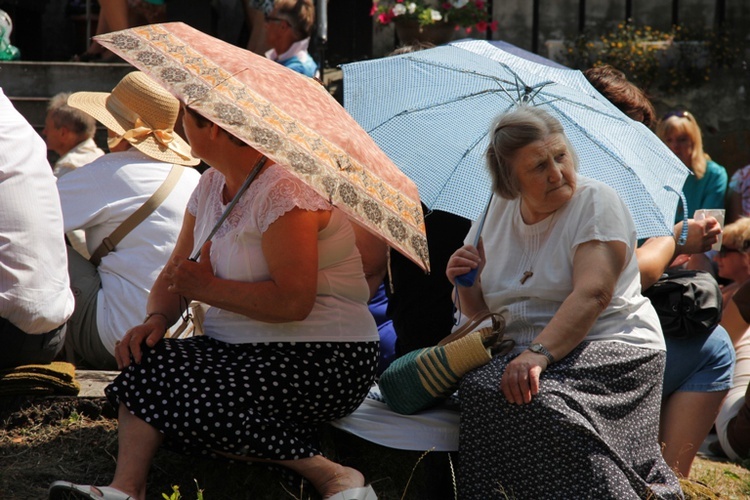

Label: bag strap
[89,164,184,266]
[438,311,504,346]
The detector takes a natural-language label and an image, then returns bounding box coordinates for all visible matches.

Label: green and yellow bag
[378,312,511,415]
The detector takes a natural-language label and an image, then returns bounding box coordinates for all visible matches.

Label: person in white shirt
[42,92,105,178]
[0,88,75,368]
[57,71,201,370]
[43,92,106,258]
[447,106,681,498]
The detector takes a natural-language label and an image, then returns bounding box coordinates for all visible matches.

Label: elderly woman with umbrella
[447,106,682,499]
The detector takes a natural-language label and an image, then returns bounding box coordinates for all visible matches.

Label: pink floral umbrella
[95,22,429,271]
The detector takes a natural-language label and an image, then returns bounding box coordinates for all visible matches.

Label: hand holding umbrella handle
[455,195,492,288]
[455,268,478,287]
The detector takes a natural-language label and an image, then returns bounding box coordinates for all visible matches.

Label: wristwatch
[527,343,555,364]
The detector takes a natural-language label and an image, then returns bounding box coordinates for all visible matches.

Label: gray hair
[486,106,579,199]
[46,92,97,139]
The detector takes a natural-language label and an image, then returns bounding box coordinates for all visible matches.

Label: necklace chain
[519,209,558,285]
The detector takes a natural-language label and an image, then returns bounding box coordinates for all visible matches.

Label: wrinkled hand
[676,218,721,255]
[114,317,168,369]
[500,351,548,404]
[166,240,215,299]
[446,239,485,286]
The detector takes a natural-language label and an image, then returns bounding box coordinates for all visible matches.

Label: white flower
[406,2,417,14]
[430,9,442,22]
[451,0,470,8]
[392,3,406,16]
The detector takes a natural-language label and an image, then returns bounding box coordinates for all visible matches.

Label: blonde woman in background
[657,109,727,220]
[658,110,728,275]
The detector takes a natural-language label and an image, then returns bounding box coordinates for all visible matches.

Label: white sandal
[325,485,378,500]
[48,481,133,499]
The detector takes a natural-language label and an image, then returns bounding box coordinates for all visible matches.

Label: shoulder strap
[89,165,185,266]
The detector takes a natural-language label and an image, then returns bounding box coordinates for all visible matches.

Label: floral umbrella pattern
[96,22,429,271]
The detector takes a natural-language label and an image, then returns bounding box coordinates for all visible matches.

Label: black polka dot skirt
[457,341,683,500]
[105,337,378,460]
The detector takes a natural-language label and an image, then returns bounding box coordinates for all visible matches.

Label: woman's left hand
[500,351,549,404]
[166,240,215,299]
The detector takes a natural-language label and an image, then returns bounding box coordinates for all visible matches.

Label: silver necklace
[519,208,558,285]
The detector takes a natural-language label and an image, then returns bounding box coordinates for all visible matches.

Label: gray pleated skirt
[458,341,683,500]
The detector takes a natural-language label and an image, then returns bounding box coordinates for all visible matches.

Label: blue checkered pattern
[342,40,690,240]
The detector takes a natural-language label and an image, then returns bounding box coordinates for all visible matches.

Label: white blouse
[188,165,378,344]
[464,175,665,351]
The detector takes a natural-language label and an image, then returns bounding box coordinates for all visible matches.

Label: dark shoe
[707,438,728,458]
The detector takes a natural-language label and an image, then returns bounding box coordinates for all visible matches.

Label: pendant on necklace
[520,270,533,284]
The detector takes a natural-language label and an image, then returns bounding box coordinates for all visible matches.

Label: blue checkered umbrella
[342,39,690,240]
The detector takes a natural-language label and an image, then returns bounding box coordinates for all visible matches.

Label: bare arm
[636,236,675,290]
[674,218,721,256]
[114,209,196,368]
[115,207,327,368]
[174,207,325,322]
[501,239,626,404]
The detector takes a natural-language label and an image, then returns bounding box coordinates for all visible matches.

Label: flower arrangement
[371,0,498,34]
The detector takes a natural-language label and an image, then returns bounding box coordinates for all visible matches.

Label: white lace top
[187,164,378,344]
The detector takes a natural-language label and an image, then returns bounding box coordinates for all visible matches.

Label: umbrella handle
[455,194,493,288]
[455,268,478,287]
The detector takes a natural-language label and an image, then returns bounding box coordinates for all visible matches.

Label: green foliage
[561,21,743,92]
[161,480,203,500]
[162,484,181,500]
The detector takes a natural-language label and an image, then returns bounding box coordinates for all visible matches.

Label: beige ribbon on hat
[107,117,194,161]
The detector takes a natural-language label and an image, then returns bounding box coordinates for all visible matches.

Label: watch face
[530,344,542,352]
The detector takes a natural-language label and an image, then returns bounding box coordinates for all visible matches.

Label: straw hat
[67,71,199,166]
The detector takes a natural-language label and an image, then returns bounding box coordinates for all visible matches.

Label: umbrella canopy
[342,39,690,241]
[95,22,429,271]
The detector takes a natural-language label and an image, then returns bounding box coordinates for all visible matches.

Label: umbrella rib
[368,82,559,135]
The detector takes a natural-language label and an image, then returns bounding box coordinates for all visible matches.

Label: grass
[1,396,749,499]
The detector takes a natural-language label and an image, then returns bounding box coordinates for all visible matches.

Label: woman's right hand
[446,240,485,286]
[114,315,169,369]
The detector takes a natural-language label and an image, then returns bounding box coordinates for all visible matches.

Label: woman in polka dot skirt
[49,105,379,500]
[446,107,683,499]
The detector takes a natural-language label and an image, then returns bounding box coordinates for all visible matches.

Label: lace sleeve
[257,169,331,233]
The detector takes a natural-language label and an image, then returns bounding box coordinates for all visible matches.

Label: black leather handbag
[642,269,723,339]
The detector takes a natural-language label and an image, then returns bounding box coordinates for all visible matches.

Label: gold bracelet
[143,312,170,324]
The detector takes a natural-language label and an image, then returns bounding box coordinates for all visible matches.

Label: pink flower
[370,2,378,16]
[396,0,404,3]
[475,20,488,32]
[490,20,498,31]
[377,11,394,24]
[465,26,472,34]
[475,0,485,9]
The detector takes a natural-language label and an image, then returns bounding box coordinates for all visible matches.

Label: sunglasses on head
[662,109,691,121]
[718,246,741,257]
